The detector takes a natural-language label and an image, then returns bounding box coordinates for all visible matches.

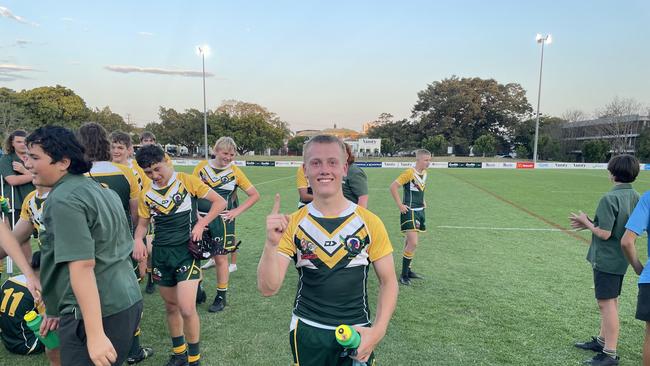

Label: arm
[298,188,313,203]
[621,229,644,275]
[191,190,226,241]
[68,260,117,366]
[357,195,368,209]
[129,199,139,230]
[222,186,260,221]
[0,220,40,295]
[12,218,35,244]
[257,194,291,296]
[390,181,407,213]
[4,174,33,186]
[569,211,611,240]
[353,254,398,362]
[132,217,150,261]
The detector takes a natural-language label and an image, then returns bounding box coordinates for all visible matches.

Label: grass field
[2,166,650,365]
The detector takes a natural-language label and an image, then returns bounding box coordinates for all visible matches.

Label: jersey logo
[298,238,318,260]
[342,234,367,258]
[323,240,337,247]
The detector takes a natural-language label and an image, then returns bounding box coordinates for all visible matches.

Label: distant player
[390,149,431,285]
[570,154,640,366]
[342,143,368,208]
[296,165,312,208]
[258,134,398,365]
[193,137,260,313]
[134,144,226,366]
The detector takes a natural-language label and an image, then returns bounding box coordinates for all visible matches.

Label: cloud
[0,6,39,26]
[0,64,35,72]
[138,31,154,37]
[105,65,214,78]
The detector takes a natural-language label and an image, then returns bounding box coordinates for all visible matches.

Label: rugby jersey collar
[152,171,178,190]
[307,201,357,218]
[208,160,232,170]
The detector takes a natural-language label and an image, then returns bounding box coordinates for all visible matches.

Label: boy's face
[141,137,155,146]
[111,142,129,164]
[12,136,27,154]
[304,142,348,199]
[213,147,235,167]
[415,154,431,171]
[25,144,69,187]
[143,161,174,187]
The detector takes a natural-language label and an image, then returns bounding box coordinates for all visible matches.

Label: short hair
[4,130,27,154]
[607,154,639,183]
[140,131,156,142]
[303,135,347,163]
[344,143,355,164]
[77,122,111,162]
[31,250,40,270]
[135,144,166,169]
[26,126,92,175]
[214,136,237,152]
[110,131,132,148]
[415,149,432,159]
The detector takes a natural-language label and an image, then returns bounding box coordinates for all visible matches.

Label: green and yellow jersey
[20,190,48,245]
[193,161,253,212]
[278,203,393,327]
[138,172,210,247]
[296,166,312,207]
[86,161,140,229]
[128,159,150,190]
[395,167,427,210]
[0,275,44,355]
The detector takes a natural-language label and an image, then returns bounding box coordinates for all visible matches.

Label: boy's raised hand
[266,194,289,246]
[569,210,591,230]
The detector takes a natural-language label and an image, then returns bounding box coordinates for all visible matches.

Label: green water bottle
[0,196,10,215]
[24,310,60,349]
[335,325,366,366]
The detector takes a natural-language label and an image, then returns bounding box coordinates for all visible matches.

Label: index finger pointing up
[271,193,281,214]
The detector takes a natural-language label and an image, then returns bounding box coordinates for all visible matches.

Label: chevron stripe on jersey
[20,190,48,235]
[143,177,192,216]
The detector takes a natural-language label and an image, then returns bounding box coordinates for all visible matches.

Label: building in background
[562,114,650,158]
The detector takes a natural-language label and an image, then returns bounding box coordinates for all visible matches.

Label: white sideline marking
[437,225,573,232]
[255,175,293,186]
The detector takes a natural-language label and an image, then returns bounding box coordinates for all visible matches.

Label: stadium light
[532,34,552,164]
[197,45,211,160]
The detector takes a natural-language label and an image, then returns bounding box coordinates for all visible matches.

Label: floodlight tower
[532,33,552,164]
[196,45,211,160]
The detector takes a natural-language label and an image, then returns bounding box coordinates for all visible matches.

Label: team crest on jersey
[341,234,367,258]
[299,238,318,260]
[172,193,183,204]
[220,176,230,184]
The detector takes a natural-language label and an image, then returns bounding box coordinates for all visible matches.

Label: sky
[1,1,649,132]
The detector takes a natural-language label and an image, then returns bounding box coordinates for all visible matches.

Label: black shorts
[593,269,624,300]
[636,284,650,321]
[59,301,143,366]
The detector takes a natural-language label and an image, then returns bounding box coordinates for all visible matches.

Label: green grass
[2,167,650,365]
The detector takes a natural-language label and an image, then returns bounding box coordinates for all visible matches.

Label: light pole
[532,33,552,164]
[196,45,211,160]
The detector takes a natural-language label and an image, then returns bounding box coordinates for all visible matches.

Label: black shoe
[126,347,154,364]
[575,337,604,353]
[584,352,619,366]
[399,276,411,285]
[165,353,189,366]
[145,279,155,294]
[407,270,424,279]
[208,295,226,312]
[196,285,207,304]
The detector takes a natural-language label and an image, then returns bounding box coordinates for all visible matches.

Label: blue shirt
[625,191,650,284]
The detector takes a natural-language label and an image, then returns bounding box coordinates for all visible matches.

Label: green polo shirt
[342,163,368,204]
[586,183,640,275]
[0,153,35,209]
[39,173,142,318]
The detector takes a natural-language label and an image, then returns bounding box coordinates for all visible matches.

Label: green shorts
[400,209,426,232]
[151,245,201,287]
[207,216,237,253]
[289,320,375,366]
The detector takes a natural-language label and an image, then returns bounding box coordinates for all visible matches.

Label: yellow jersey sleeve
[138,191,151,219]
[192,160,207,178]
[115,163,141,199]
[133,161,152,187]
[181,173,211,199]
[233,166,254,191]
[360,209,394,262]
[277,210,305,258]
[395,168,413,185]
[296,166,308,189]
[20,191,35,221]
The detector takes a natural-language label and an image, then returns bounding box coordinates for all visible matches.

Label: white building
[345,138,381,157]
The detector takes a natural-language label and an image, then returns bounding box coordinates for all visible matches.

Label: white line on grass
[437,225,575,232]
[254,175,293,186]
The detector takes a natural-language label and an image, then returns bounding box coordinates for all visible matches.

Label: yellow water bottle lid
[24,310,37,322]
[335,325,352,342]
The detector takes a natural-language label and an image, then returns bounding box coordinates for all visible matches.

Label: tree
[422,135,447,156]
[287,136,309,155]
[512,116,565,161]
[636,128,650,162]
[0,88,32,133]
[381,138,397,156]
[215,100,290,139]
[594,96,644,154]
[374,112,394,125]
[561,109,587,123]
[583,140,610,163]
[412,76,532,147]
[16,85,90,128]
[473,134,497,157]
[367,119,421,152]
[89,106,134,133]
[515,145,529,159]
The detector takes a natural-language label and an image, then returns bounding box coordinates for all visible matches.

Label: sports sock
[128,328,141,357]
[603,348,617,358]
[597,336,605,346]
[217,283,228,302]
[402,251,413,278]
[172,335,187,355]
[188,342,201,365]
[146,268,153,285]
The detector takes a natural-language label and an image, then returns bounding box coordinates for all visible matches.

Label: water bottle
[24,310,60,349]
[0,196,10,215]
[335,324,366,366]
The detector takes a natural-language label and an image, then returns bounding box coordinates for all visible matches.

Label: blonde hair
[303,135,347,163]
[213,136,237,153]
[415,149,431,158]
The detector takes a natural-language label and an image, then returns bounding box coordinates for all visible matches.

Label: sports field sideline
[2,167,649,365]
